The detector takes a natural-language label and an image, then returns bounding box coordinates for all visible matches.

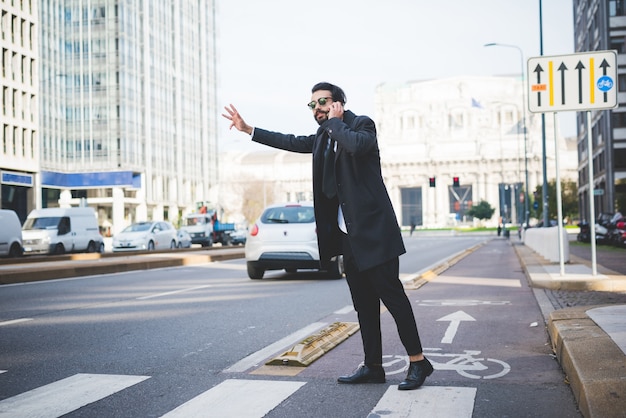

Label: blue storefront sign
[1,171,34,187]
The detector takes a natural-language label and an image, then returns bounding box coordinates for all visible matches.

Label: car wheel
[8,243,23,258]
[177,242,183,248]
[53,243,65,255]
[87,241,97,253]
[99,242,105,253]
[325,256,344,279]
[170,240,176,249]
[148,241,155,251]
[247,262,264,280]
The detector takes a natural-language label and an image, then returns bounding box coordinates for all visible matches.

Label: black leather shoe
[398,358,433,390]
[337,365,385,384]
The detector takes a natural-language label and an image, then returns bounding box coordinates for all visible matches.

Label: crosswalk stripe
[0,373,150,418]
[161,379,306,418]
[368,386,477,418]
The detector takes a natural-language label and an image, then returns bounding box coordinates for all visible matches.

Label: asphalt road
[0,236,580,417]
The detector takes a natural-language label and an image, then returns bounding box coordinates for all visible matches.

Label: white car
[245,202,343,280]
[176,229,192,248]
[112,221,177,252]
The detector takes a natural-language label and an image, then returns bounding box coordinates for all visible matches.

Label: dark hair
[312,82,346,105]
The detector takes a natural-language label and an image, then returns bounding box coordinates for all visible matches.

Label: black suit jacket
[252,110,405,272]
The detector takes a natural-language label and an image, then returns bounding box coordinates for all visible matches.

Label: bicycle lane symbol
[381,348,511,380]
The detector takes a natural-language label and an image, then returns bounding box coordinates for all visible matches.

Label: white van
[180,213,214,247]
[0,209,23,257]
[22,207,104,255]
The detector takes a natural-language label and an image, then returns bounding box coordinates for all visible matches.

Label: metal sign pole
[553,113,565,276]
[587,110,597,276]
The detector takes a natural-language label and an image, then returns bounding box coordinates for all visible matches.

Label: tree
[532,180,579,222]
[467,200,495,221]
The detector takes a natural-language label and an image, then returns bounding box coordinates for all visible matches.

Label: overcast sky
[216,0,576,151]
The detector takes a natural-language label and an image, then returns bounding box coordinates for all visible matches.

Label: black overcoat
[252,110,405,272]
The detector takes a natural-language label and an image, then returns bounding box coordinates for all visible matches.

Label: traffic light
[453,176,460,187]
[429,177,436,187]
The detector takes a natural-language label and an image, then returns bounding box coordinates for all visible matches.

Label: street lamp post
[484,43,530,231]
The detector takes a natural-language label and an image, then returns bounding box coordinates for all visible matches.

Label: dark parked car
[225,229,247,246]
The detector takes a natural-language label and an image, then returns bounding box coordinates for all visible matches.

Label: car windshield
[184,217,205,226]
[261,206,315,224]
[23,217,61,230]
[122,223,152,232]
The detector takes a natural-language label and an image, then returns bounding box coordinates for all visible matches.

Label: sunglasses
[307,97,333,110]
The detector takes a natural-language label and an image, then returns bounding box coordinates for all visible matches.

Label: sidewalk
[512,241,626,418]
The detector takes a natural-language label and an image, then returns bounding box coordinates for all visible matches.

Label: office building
[573,0,626,218]
[1,0,38,222]
[38,0,218,234]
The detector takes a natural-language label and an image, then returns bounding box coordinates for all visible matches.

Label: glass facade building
[39,0,218,234]
[574,0,626,218]
[1,0,38,223]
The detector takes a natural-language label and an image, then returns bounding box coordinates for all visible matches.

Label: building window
[612,111,626,128]
[610,0,626,16]
[401,188,422,227]
[610,36,626,53]
[619,74,626,92]
[449,111,465,130]
[615,148,626,170]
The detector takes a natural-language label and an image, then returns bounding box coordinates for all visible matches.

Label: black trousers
[342,234,423,366]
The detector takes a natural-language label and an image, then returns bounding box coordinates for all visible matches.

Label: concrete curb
[0,250,244,285]
[548,307,626,418]
[513,243,626,291]
[403,240,489,290]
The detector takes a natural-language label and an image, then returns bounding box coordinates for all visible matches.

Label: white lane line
[161,379,305,418]
[0,373,150,418]
[0,318,33,327]
[224,322,327,373]
[334,305,354,315]
[434,276,521,288]
[369,386,476,418]
[136,284,213,300]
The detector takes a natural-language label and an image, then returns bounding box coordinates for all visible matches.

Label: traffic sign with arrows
[527,50,618,113]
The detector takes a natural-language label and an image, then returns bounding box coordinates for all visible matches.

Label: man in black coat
[222,82,433,390]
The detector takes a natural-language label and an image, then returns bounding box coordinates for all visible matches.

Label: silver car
[112,221,178,252]
[245,202,343,280]
[176,229,193,248]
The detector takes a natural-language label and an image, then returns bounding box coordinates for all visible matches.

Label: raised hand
[222,104,253,135]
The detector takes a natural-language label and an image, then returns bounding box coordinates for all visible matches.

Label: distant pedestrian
[223,82,433,390]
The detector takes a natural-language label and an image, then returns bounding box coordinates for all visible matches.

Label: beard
[314,110,329,125]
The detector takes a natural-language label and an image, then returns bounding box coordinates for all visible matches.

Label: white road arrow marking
[437,310,476,344]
